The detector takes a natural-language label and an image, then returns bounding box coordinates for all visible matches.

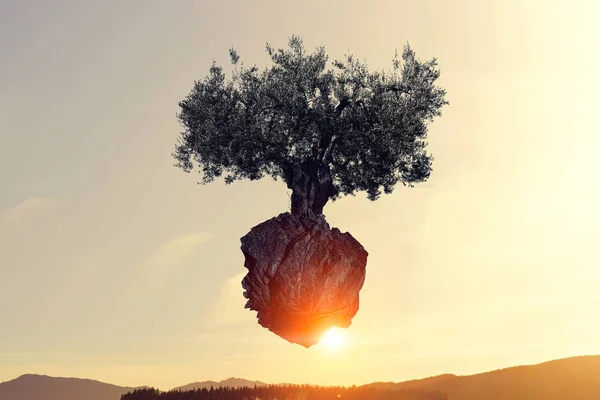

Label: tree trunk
[286,159,334,218]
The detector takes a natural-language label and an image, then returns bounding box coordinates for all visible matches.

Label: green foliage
[174,35,448,201]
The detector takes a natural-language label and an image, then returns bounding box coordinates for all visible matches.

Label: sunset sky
[1,0,599,391]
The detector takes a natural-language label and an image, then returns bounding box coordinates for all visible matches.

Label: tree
[174,35,448,217]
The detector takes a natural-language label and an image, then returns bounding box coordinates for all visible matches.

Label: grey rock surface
[240,212,368,347]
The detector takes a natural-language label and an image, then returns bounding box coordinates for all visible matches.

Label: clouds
[1,196,55,223]
[179,271,263,345]
[140,233,212,289]
[157,234,212,258]
[205,271,252,326]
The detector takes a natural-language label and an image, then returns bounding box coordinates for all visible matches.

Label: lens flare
[318,327,348,350]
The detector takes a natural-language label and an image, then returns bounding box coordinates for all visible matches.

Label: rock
[240,212,368,348]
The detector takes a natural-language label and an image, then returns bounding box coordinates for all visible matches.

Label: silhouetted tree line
[121,384,446,400]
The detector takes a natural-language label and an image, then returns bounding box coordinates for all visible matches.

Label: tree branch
[314,98,354,164]
[258,104,279,115]
[334,98,351,117]
[385,84,413,94]
[321,135,336,164]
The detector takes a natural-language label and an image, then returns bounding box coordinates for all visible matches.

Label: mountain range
[1,355,598,400]
[0,374,146,400]
[366,355,600,400]
[171,377,267,392]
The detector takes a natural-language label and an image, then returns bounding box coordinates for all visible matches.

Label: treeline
[121,384,446,400]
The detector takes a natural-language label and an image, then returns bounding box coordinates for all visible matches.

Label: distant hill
[365,355,600,400]
[0,374,145,400]
[171,377,267,391]
[2,355,600,400]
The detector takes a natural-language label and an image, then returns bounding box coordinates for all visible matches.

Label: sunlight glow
[318,328,348,350]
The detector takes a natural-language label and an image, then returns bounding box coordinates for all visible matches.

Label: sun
[318,327,348,350]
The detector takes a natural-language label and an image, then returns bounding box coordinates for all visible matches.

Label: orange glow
[318,328,348,350]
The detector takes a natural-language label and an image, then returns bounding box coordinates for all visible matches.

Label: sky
[1,0,599,391]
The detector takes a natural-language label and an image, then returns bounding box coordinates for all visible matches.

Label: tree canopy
[174,35,448,210]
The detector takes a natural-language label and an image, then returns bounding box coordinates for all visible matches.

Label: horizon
[2,354,599,391]
[2,0,599,391]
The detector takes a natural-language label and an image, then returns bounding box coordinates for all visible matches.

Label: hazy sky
[1,0,599,391]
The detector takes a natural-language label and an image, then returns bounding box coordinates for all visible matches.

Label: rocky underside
[240,212,368,347]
